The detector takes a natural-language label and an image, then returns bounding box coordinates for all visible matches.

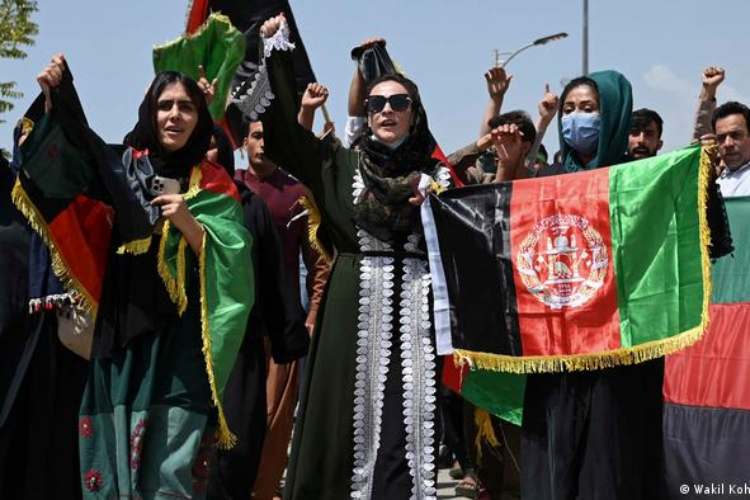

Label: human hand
[151,194,199,235]
[491,123,524,162]
[260,13,286,38]
[358,37,386,50]
[197,65,218,106]
[37,53,66,113]
[485,67,512,103]
[301,83,329,110]
[408,174,429,206]
[538,83,559,124]
[702,66,725,99]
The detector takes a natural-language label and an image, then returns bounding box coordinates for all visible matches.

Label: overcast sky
[1,1,748,158]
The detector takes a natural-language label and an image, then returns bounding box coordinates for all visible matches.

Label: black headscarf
[352,73,443,242]
[93,72,214,358]
[124,71,214,179]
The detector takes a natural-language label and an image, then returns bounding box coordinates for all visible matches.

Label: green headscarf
[558,70,633,172]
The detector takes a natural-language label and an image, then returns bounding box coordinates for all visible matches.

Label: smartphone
[152,176,181,195]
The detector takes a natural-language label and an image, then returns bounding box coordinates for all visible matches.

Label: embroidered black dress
[257,29,451,500]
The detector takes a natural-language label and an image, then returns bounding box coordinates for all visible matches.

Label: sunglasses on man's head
[365,94,412,114]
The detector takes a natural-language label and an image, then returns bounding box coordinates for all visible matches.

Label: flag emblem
[516,214,608,309]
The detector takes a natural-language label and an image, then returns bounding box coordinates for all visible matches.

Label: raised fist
[301,83,329,110]
[702,66,725,99]
[358,37,386,50]
[260,13,286,38]
[37,53,66,112]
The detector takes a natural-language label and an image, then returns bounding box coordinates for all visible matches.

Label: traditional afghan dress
[11,70,253,499]
[256,26,454,499]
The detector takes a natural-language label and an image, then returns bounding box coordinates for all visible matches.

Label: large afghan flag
[425,146,713,421]
[663,196,750,491]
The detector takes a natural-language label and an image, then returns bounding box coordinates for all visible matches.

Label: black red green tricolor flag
[663,196,750,489]
[424,146,713,422]
[9,70,155,311]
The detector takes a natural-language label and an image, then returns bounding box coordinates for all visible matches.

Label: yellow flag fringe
[454,146,713,375]
[298,194,332,263]
[156,220,188,316]
[116,236,152,255]
[198,235,237,449]
[11,180,98,314]
[474,408,500,464]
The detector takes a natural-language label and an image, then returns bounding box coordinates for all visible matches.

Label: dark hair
[631,108,663,138]
[560,76,599,109]
[488,110,536,144]
[240,117,262,142]
[365,73,422,111]
[711,101,750,133]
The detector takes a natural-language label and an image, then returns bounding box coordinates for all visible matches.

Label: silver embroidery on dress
[401,235,438,500]
[351,169,394,499]
[350,167,439,500]
[232,20,296,121]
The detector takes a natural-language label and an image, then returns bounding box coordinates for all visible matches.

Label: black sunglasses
[365,94,412,114]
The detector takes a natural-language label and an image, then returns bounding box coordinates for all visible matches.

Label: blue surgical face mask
[561,111,601,156]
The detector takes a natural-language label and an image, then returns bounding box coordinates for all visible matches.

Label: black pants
[440,386,469,469]
[207,334,267,499]
[521,359,665,500]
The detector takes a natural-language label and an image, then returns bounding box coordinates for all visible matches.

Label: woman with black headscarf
[254,15,453,499]
[21,55,254,499]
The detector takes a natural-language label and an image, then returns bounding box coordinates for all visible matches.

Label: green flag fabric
[156,162,254,447]
[153,13,246,120]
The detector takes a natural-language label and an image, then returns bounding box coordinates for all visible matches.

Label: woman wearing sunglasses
[257,14,453,500]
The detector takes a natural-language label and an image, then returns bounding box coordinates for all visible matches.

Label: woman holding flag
[522,71,667,499]
[19,55,254,499]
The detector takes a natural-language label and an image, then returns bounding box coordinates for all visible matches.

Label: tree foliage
[0,0,39,123]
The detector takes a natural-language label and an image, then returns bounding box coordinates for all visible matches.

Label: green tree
[0,0,39,124]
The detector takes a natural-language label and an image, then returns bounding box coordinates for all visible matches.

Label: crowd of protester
[1,10,749,500]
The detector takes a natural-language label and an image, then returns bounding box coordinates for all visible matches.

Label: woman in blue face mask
[540,71,633,175]
[521,71,669,500]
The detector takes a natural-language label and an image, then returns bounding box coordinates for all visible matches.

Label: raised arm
[693,66,724,142]
[479,67,512,137]
[36,53,67,113]
[258,15,327,192]
[297,82,329,132]
[526,83,559,167]
[347,38,385,117]
[446,134,494,185]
